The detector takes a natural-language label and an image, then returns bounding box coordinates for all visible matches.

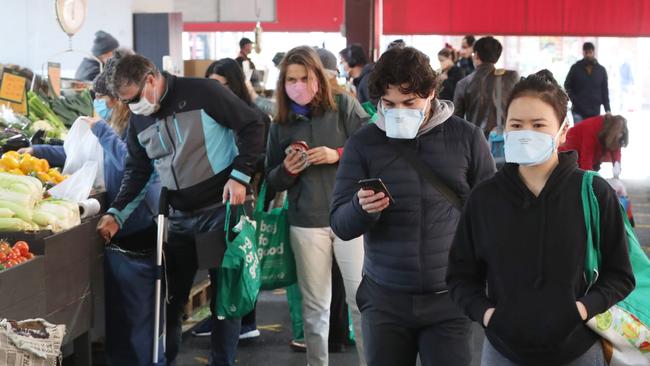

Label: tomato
[11,247,22,258]
[13,241,29,256]
[0,252,6,262]
[0,242,10,254]
[24,253,34,260]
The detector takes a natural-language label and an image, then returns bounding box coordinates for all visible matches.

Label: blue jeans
[165,204,241,366]
[481,339,605,366]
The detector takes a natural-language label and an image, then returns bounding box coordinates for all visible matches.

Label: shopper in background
[75,30,119,81]
[236,37,261,88]
[27,51,162,365]
[97,54,265,366]
[437,47,465,101]
[456,35,475,76]
[559,114,628,176]
[564,42,611,123]
[330,46,495,366]
[266,46,369,366]
[339,44,375,105]
[447,70,634,366]
[454,36,520,135]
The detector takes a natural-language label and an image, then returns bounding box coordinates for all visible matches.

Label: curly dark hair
[506,69,569,124]
[368,47,438,101]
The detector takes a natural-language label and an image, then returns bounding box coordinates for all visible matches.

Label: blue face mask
[382,99,430,139]
[504,123,565,166]
[94,99,113,121]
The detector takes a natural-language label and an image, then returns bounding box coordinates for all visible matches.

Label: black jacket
[456,57,474,77]
[453,63,520,134]
[439,65,465,101]
[109,73,264,220]
[564,59,611,118]
[75,58,101,81]
[330,116,495,293]
[354,63,375,106]
[447,152,635,365]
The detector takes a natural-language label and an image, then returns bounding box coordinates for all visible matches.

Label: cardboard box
[184,60,216,78]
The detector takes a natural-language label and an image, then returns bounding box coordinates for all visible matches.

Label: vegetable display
[0,240,35,270]
[0,170,79,233]
[0,151,66,185]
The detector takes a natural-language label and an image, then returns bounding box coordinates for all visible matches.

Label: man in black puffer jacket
[330,47,496,366]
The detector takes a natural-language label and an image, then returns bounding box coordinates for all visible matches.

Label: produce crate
[0,256,46,320]
[46,291,93,343]
[1,217,102,313]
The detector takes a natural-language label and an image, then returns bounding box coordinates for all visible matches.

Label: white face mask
[382,98,431,139]
[128,82,158,116]
[504,121,566,166]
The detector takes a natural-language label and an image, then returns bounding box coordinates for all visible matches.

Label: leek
[0,208,14,218]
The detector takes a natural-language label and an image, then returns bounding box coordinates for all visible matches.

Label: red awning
[383,0,650,36]
[185,0,650,37]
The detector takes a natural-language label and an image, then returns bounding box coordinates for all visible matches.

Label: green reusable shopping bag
[582,171,650,365]
[254,184,297,290]
[216,203,261,319]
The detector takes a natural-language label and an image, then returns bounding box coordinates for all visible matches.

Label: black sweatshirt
[446,151,634,365]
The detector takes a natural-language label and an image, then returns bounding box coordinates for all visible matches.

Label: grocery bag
[62,117,104,189]
[216,203,261,319]
[254,184,297,290]
[582,171,650,366]
[0,318,66,366]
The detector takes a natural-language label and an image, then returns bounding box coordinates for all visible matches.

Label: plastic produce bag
[62,117,104,189]
[47,161,97,202]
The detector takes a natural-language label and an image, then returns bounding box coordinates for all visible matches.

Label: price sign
[0,71,27,103]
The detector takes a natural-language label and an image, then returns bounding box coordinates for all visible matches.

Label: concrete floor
[176,289,485,366]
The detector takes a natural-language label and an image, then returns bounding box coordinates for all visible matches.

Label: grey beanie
[92,31,119,57]
[315,48,338,72]
[92,50,128,97]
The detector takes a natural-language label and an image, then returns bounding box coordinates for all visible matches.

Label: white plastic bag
[48,161,97,202]
[62,117,104,189]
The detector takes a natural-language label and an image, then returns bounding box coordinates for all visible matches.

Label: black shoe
[290,340,307,352]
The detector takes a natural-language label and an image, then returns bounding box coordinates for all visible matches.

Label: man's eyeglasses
[120,72,153,105]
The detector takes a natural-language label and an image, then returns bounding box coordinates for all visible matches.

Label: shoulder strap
[390,143,463,211]
[581,170,602,290]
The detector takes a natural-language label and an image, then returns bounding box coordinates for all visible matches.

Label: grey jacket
[453,63,520,134]
[266,93,370,228]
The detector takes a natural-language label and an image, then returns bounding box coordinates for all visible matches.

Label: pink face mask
[285,79,319,106]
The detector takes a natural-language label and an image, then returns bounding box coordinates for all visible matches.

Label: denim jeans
[165,204,241,366]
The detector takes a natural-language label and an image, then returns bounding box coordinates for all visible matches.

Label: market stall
[0,2,110,364]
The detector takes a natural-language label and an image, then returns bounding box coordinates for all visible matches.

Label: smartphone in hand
[358,178,395,205]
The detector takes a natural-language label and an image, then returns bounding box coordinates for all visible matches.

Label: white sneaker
[239,329,261,340]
